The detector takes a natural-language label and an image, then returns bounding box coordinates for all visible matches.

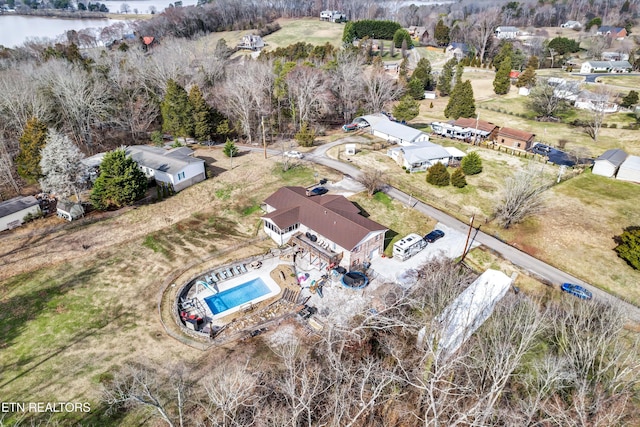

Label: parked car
[561,283,593,300]
[531,143,551,155]
[284,150,304,159]
[342,123,358,132]
[307,186,328,196]
[424,229,445,243]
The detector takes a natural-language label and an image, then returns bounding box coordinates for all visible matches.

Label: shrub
[451,168,467,188]
[461,151,483,175]
[426,162,450,186]
[295,122,316,147]
[610,123,617,128]
[614,226,640,270]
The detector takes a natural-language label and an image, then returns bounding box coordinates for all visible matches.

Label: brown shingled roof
[453,117,498,133]
[263,187,387,251]
[498,127,535,141]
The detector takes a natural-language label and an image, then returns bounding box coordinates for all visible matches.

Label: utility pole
[460,214,475,263]
[262,115,267,159]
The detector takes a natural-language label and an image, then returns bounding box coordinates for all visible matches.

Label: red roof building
[262,187,387,268]
[496,127,535,150]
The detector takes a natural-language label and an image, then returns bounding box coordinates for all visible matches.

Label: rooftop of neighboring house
[453,117,498,133]
[595,149,628,166]
[262,187,387,251]
[498,127,534,141]
[0,196,39,218]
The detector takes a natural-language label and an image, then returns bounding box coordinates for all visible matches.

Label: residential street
[244,138,640,323]
[307,138,640,324]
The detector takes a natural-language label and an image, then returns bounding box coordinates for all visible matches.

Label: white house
[0,196,40,232]
[574,90,618,113]
[602,52,630,61]
[580,60,632,74]
[616,155,640,183]
[320,10,346,22]
[84,145,206,192]
[560,20,581,29]
[370,120,430,145]
[592,149,628,177]
[238,34,264,51]
[445,43,469,60]
[387,143,451,172]
[261,187,387,268]
[494,26,519,39]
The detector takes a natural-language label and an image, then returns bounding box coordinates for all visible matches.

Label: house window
[516,143,521,148]
[177,171,186,181]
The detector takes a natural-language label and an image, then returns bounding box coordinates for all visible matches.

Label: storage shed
[592,149,627,178]
[0,196,41,232]
[616,155,640,183]
[57,201,85,221]
[371,120,430,146]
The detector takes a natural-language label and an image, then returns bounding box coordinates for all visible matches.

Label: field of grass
[0,147,341,424]
[262,17,345,50]
[595,75,640,90]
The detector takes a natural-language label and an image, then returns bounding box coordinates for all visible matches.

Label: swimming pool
[204,277,272,315]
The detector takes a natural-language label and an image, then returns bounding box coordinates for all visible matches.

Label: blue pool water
[204,277,271,315]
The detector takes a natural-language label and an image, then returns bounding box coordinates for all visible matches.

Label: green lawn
[263,17,345,50]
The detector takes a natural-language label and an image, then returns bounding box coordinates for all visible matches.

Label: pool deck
[192,256,287,325]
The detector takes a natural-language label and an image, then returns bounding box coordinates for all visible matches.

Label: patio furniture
[219,270,227,280]
[235,266,242,275]
[240,264,247,273]
[226,268,234,277]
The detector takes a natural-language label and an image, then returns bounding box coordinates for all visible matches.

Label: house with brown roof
[496,127,535,150]
[453,117,499,141]
[261,187,387,269]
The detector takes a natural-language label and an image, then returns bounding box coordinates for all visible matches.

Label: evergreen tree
[16,117,48,182]
[434,19,450,46]
[461,151,483,175]
[621,90,639,108]
[188,85,213,142]
[614,226,640,270]
[161,79,193,141]
[492,42,513,71]
[407,77,426,100]
[444,80,475,119]
[91,149,147,210]
[527,56,539,69]
[393,28,413,48]
[516,66,536,88]
[450,168,467,188]
[426,162,450,186]
[39,129,86,201]
[393,95,420,122]
[454,62,464,86]
[411,58,434,90]
[295,122,316,147]
[493,56,511,95]
[437,58,457,97]
[223,139,238,157]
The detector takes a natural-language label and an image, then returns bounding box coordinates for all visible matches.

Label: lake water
[0,15,122,47]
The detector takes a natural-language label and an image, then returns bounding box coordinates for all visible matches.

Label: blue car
[561,283,593,300]
[307,187,328,196]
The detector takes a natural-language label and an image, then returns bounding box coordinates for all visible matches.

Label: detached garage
[616,155,640,183]
[0,196,41,232]
[592,149,627,178]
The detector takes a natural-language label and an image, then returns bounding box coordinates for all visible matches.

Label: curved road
[304,139,640,324]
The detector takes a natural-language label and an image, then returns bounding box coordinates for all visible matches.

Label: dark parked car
[424,229,445,243]
[561,283,593,300]
[308,186,328,196]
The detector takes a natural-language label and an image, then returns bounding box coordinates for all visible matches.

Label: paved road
[301,138,640,324]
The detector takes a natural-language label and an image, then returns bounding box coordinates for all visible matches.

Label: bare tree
[330,51,365,123]
[103,363,192,427]
[0,66,52,134]
[495,164,551,229]
[0,133,21,198]
[587,36,609,60]
[584,85,615,142]
[359,169,387,196]
[285,65,332,131]
[38,60,110,150]
[202,359,260,427]
[472,8,501,63]
[362,66,403,114]
[526,79,569,118]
